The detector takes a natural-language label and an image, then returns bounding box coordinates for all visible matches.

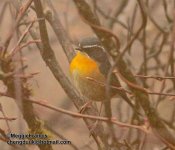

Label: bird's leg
[89,102,103,136]
[79,101,103,136]
[79,101,93,113]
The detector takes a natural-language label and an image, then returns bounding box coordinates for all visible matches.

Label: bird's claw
[79,101,92,113]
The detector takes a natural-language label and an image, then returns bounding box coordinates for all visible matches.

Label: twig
[79,15,121,52]
[115,71,175,97]
[44,0,75,62]
[0,65,28,79]
[0,104,12,133]
[27,98,148,133]
[153,129,175,150]
[144,2,167,33]
[108,0,129,29]
[3,0,34,55]
[170,10,175,88]
[119,0,147,60]
[13,72,40,79]
[0,117,17,121]
[134,74,175,81]
[86,77,132,95]
[0,128,9,142]
[124,139,134,150]
[88,75,175,97]
[8,20,35,57]
[44,123,79,150]
[19,39,41,49]
[163,0,172,22]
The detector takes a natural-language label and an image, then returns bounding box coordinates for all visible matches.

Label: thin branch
[44,123,79,150]
[108,0,129,29]
[170,10,175,88]
[3,0,34,55]
[88,75,175,97]
[8,20,35,56]
[0,117,17,121]
[0,104,12,133]
[163,0,172,22]
[86,77,132,95]
[134,74,175,81]
[144,1,168,33]
[115,71,175,97]
[27,98,148,133]
[79,15,121,52]
[44,0,75,62]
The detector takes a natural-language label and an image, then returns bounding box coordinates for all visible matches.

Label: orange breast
[70,51,101,77]
[70,52,106,101]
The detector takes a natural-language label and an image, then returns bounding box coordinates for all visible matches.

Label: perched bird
[70,37,135,110]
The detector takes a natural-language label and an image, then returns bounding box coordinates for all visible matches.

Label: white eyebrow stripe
[82,44,99,48]
[82,44,105,51]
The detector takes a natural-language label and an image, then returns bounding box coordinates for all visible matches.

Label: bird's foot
[79,101,92,113]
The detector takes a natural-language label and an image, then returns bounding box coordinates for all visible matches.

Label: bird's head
[75,37,107,64]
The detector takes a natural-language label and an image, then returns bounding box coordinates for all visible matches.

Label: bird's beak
[75,47,82,52]
[75,47,81,51]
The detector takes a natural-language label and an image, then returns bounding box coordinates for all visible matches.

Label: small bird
[70,37,135,110]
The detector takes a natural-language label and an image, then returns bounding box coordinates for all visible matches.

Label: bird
[70,37,136,111]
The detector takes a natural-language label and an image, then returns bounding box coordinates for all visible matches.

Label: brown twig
[96,6,128,30]
[0,117,17,121]
[27,98,148,133]
[20,39,41,49]
[163,0,172,22]
[88,75,175,97]
[3,0,34,55]
[119,0,147,60]
[14,72,40,79]
[134,74,175,81]
[0,104,12,133]
[170,10,175,88]
[8,19,36,57]
[86,77,132,95]
[44,123,79,150]
[108,0,129,29]
[80,16,121,52]
[44,0,75,62]
[0,128,9,142]
[116,71,175,97]
[144,2,167,34]
[0,65,27,79]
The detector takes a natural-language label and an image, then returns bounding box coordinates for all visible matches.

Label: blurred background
[0,0,175,149]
